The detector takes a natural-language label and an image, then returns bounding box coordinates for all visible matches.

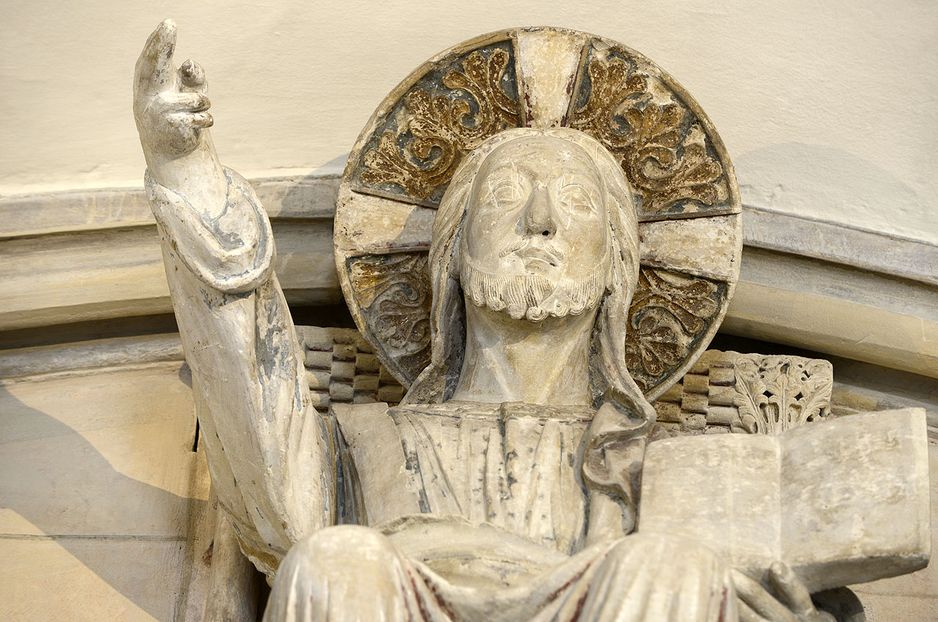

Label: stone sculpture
[133,21,929,622]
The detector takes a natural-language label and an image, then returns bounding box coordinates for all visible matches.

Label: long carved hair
[404,128,654,428]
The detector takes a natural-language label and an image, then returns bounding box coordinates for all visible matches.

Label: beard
[460,255,608,322]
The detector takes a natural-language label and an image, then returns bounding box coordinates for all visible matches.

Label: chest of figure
[335,402,592,555]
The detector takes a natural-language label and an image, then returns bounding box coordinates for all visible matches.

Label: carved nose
[523,186,556,238]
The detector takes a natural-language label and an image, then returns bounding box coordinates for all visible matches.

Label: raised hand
[133,20,225,207]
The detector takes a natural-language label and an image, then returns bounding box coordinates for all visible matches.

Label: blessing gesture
[133,20,225,205]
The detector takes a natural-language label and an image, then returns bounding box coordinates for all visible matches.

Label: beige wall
[2,0,937,242]
[0,363,207,620]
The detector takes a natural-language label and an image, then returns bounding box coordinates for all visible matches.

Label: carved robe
[147,171,736,621]
[147,168,335,573]
[288,402,737,621]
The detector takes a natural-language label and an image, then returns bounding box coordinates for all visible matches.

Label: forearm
[148,170,336,575]
[133,21,335,577]
[145,130,227,217]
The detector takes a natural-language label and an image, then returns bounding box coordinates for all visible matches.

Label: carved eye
[557,184,596,213]
[489,181,525,208]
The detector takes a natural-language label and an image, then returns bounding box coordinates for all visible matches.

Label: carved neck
[450,301,597,406]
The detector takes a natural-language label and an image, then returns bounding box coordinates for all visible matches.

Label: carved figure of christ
[451,137,613,406]
[134,21,835,622]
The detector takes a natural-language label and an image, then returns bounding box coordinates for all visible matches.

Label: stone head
[460,135,614,321]
[406,127,645,408]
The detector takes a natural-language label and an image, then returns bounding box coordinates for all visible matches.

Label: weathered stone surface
[348,35,522,206]
[298,326,406,414]
[568,40,737,221]
[638,215,741,281]
[625,268,730,396]
[336,27,742,398]
[516,28,587,128]
[726,248,938,379]
[344,252,431,382]
[640,409,931,593]
[128,20,930,622]
[652,350,833,435]
[5,181,938,385]
[334,192,435,255]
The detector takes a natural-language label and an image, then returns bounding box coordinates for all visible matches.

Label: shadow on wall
[0,368,204,621]
[735,142,929,242]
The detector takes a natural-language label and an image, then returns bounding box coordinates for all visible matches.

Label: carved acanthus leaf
[358,47,521,203]
[731,355,833,434]
[624,268,725,394]
[347,254,431,380]
[570,54,729,217]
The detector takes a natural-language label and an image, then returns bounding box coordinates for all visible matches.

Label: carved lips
[517,245,561,271]
[501,239,563,271]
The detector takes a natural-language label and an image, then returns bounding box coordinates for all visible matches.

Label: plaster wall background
[2,0,937,242]
[0,363,207,620]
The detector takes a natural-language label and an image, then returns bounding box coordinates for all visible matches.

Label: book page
[638,433,781,573]
[639,408,930,592]
[781,408,931,592]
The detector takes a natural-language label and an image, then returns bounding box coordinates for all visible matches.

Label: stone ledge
[4,173,935,284]
[2,329,935,442]
[743,205,938,287]
[1,174,936,380]
[0,174,340,240]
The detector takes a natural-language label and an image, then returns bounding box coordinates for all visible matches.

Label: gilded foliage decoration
[570,53,729,217]
[348,254,432,379]
[732,355,833,435]
[341,33,741,393]
[625,269,724,393]
[357,47,521,203]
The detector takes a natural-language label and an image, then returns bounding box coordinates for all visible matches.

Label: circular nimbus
[335,27,741,401]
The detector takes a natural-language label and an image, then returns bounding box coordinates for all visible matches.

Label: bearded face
[459,136,614,322]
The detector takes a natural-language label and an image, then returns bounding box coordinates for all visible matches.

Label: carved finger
[173,111,214,129]
[733,570,799,622]
[179,59,207,93]
[164,92,211,112]
[768,562,815,617]
[739,599,770,622]
[134,19,177,97]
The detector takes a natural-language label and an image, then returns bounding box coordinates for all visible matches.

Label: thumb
[179,59,207,94]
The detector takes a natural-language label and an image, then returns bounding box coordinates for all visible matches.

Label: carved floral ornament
[335,27,742,399]
[732,355,834,434]
[359,47,521,203]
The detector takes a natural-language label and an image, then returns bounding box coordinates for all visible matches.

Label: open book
[638,408,931,592]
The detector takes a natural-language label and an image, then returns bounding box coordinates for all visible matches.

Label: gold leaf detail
[348,254,432,379]
[570,55,729,215]
[359,48,521,202]
[625,269,724,392]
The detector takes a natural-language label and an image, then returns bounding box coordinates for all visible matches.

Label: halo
[334,27,741,401]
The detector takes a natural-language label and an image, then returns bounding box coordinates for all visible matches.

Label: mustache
[498,238,564,262]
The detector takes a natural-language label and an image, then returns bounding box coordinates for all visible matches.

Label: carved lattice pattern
[297,327,833,437]
[653,350,833,436]
[298,327,405,415]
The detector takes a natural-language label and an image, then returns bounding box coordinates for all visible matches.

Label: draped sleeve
[145,168,273,293]
[145,168,336,579]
